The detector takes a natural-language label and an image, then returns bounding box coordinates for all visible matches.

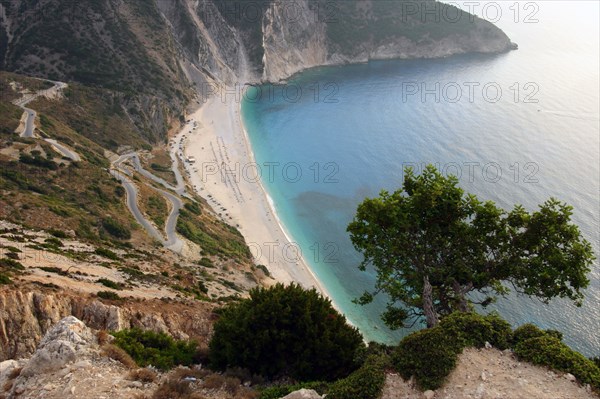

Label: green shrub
[111,328,199,371]
[97,278,123,290]
[19,152,58,169]
[0,258,25,270]
[95,247,119,261]
[39,266,69,276]
[114,186,126,198]
[393,326,463,390]
[44,237,64,247]
[97,291,122,300]
[514,335,600,390]
[198,257,214,268]
[544,329,564,341]
[49,229,69,238]
[591,357,600,369]
[439,312,512,350]
[512,323,547,346]
[392,312,513,390]
[150,163,170,172]
[197,281,208,294]
[49,205,72,217]
[0,273,12,285]
[184,201,202,215]
[327,355,389,399]
[353,342,395,366]
[209,283,364,381]
[119,266,154,282]
[102,217,131,240]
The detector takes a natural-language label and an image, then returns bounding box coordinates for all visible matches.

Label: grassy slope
[0,71,252,269]
[30,84,148,150]
[1,0,192,144]
[0,93,259,306]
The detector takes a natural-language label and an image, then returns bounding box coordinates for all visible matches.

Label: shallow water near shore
[242,1,599,355]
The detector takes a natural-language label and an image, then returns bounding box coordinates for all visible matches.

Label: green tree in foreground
[347,165,594,328]
[209,283,364,381]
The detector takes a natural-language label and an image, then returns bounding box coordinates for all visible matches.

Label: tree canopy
[347,165,595,328]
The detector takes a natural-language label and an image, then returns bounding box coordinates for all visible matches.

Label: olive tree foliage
[347,165,594,329]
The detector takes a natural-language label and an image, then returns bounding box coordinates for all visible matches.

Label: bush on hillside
[393,326,463,390]
[439,312,512,350]
[512,323,547,346]
[102,217,131,240]
[209,283,365,381]
[327,354,389,399]
[514,335,600,390]
[112,328,199,371]
[0,273,12,285]
[97,291,122,300]
[95,247,120,261]
[0,258,25,270]
[97,278,123,290]
[395,313,599,392]
[393,312,512,390]
[49,228,69,238]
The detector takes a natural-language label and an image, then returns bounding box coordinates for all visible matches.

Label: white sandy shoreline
[177,92,334,302]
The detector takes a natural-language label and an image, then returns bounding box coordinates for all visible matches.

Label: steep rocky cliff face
[0,288,216,361]
[261,0,329,82]
[260,0,514,82]
[1,0,514,99]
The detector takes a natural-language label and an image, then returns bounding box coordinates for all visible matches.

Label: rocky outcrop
[156,0,249,85]
[281,389,323,399]
[1,316,155,398]
[18,316,96,378]
[259,0,514,82]
[5,317,97,396]
[261,0,328,82]
[0,288,215,362]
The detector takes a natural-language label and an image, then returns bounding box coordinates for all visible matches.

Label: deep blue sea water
[242,1,600,355]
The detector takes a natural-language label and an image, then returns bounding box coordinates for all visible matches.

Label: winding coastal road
[12,77,186,253]
[44,138,81,162]
[12,80,80,162]
[111,151,187,253]
[14,81,68,138]
[109,168,166,244]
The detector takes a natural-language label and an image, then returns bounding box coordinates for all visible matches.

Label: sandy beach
[177,92,331,298]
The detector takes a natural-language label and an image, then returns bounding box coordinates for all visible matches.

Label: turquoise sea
[242,1,600,355]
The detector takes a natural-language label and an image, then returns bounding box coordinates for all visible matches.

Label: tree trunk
[453,280,470,312]
[423,275,438,328]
